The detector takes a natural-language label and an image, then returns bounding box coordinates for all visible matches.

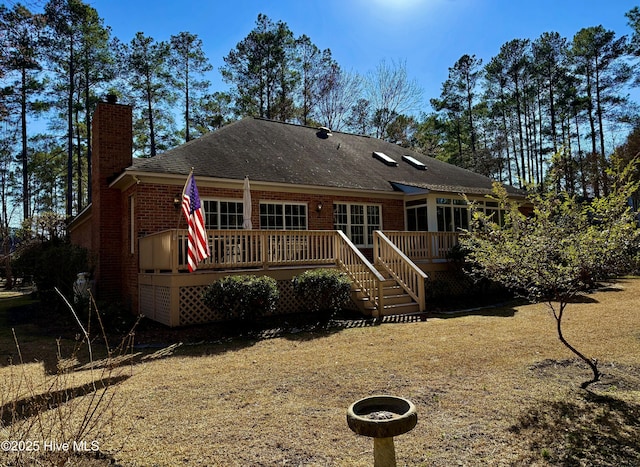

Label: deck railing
[139,229,337,273]
[139,229,460,272]
[374,231,427,311]
[380,231,460,262]
[334,230,386,316]
[139,229,459,317]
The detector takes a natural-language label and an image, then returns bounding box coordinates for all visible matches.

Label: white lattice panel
[139,284,155,319]
[427,270,470,297]
[177,279,305,325]
[154,286,172,325]
[179,285,221,326]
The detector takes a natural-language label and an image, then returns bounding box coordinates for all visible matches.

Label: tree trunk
[185,59,191,142]
[146,71,156,158]
[548,66,558,154]
[21,68,29,221]
[67,40,75,217]
[85,60,92,204]
[593,55,609,196]
[499,88,513,186]
[75,105,82,210]
[584,65,599,197]
[552,301,600,389]
[574,109,588,198]
[514,77,527,188]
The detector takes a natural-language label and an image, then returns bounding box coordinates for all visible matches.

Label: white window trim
[404,198,429,231]
[202,198,244,230]
[259,201,308,230]
[475,200,506,226]
[333,202,382,247]
[436,197,469,232]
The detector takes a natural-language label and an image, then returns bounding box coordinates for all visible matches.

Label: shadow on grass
[566,294,599,304]
[133,310,435,355]
[511,389,640,466]
[0,374,131,427]
[427,301,520,319]
[281,312,431,342]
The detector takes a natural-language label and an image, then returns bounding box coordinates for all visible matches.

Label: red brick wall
[69,213,92,251]
[130,184,404,235]
[91,102,132,303]
[121,183,405,312]
[82,100,410,316]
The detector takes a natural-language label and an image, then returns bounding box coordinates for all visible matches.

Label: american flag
[181,172,210,272]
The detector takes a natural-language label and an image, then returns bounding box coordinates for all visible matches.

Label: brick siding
[78,101,408,314]
[90,102,132,304]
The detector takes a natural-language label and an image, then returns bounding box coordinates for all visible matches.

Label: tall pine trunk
[66,38,75,217]
[21,68,29,220]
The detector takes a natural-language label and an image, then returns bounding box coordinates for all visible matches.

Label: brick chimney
[91,99,133,302]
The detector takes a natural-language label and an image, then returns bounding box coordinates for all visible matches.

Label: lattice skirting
[425,269,499,298]
[178,279,306,326]
[139,284,172,324]
[426,270,470,297]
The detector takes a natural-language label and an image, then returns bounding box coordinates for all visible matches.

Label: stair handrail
[374,231,428,312]
[335,230,386,317]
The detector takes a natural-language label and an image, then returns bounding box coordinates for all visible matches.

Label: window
[406,199,428,231]
[259,202,307,230]
[407,206,428,231]
[437,198,468,232]
[203,200,244,229]
[334,203,381,247]
[479,201,505,226]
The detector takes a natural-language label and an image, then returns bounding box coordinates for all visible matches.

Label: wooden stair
[351,268,421,317]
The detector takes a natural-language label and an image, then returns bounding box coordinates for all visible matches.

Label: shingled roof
[129,117,522,196]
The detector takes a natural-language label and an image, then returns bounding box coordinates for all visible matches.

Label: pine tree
[169,32,212,142]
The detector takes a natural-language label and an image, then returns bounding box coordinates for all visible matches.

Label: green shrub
[292,269,352,319]
[12,239,90,302]
[202,275,279,321]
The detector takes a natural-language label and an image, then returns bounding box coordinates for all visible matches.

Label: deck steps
[350,270,421,317]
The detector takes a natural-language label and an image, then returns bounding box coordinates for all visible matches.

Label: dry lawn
[2,278,640,466]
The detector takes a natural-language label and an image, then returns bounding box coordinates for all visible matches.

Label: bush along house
[69,99,525,327]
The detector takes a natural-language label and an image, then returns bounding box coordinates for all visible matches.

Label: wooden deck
[138,230,459,326]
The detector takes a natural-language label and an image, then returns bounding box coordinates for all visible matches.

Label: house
[69,99,524,326]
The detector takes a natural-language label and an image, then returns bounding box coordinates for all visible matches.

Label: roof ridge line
[251,116,372,139]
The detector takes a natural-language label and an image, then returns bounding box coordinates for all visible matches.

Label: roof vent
[372,151,398,167]
[402,155,426,170]
[316,126,332,138]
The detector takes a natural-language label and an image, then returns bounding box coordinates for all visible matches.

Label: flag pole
[176,168,195,230]
[180,168,209,272]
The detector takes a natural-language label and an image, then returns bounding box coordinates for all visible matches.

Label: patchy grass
[1,278,639,466]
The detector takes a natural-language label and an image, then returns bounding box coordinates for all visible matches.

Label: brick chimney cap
[106,93,118,104]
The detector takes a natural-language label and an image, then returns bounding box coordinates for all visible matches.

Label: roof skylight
[372,151,398,167]
[402,155,427,170]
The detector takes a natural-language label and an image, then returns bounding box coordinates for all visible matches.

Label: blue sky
[90,0,635,111]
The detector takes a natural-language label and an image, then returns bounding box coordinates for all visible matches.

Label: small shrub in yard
[12,239,90,305]
[202,275,279,321]
[292,269,352,320]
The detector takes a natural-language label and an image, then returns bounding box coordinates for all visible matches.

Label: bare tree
[365,59,423,138]
[315,60,362,131]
